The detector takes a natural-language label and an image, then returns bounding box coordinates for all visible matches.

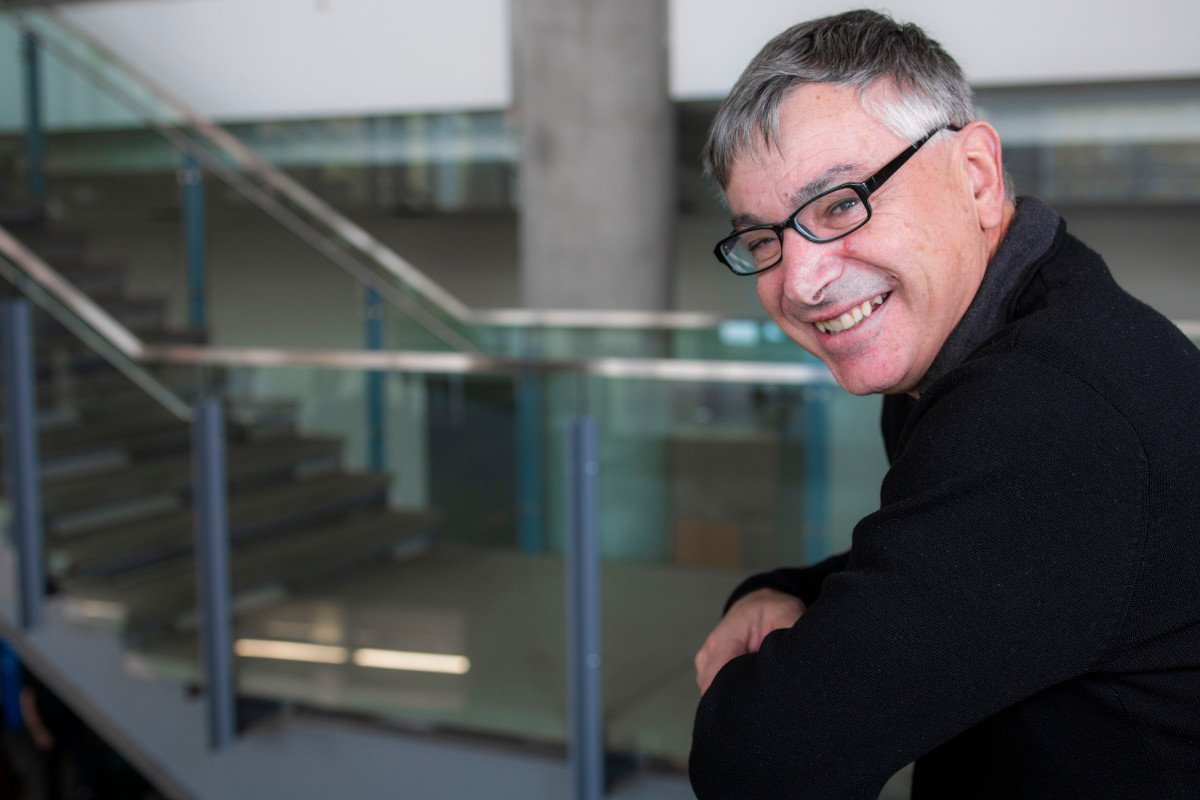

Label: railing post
[363,287,386,472]
[191,397,236,749]
[181,153,207,329]
[2,299,44,629]
[516,374,544,553]
[1,642,22,729]
[802,386,831,563]
[22,32,45,202]
[566,417,603,800]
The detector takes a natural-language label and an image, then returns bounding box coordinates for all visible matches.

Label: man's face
[725,84,991,395]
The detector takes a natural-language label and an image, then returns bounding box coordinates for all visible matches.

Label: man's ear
[958,121,1008,231]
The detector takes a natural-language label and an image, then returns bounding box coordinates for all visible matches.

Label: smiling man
[689,10,1200,800]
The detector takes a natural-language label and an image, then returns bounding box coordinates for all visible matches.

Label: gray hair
[703,9,977,188]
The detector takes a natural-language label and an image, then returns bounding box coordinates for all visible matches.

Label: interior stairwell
[0,199,441,682]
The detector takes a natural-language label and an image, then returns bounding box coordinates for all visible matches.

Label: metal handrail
[138,343,836,385]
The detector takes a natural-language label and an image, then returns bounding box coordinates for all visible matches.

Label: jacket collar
[917,196,1061,392]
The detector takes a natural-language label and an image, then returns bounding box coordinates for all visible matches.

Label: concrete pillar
[513,0,674,311]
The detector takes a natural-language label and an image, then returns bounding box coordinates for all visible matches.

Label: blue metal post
[363,287,386,472]
[22,33,45,201]
[802,386,831,564]
[191,397,236,749]
[1,643,22,729]
[566,417,603,800]
[2,300,44,630]
[181,153,207,329]
[516,374,544,553]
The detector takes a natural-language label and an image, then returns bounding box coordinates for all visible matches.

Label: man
[689,10,1200,800]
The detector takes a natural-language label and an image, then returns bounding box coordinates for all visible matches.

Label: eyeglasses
[714,126,959,276]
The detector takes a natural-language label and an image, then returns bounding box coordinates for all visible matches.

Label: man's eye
[826,197,860,216]
[745,233,775,252]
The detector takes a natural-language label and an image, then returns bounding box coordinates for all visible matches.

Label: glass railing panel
[578,372,886,771]
[0,135,466,355]
[0,287,887,779]
[0,244,191,420]
[3,5,186,131]
[0,289,197,650]
[113,361,573,766]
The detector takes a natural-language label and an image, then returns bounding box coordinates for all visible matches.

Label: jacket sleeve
[689,350,1148,800]
[723,553,851,613]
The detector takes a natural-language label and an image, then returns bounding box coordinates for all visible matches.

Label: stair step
[18,231,88,264]
[35,414,189,461]
[29,326,208,379]
[138,327,208,346]
[19,367,186,424]
[51,470,393,577]
[0,411,186,482]
[35,295,167,334]
[0,204,48,231]
[42,434,343,531]
[62,506,441,633]
[52,262,127,296]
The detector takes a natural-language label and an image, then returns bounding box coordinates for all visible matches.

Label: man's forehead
[724,86,887,219]
[727,160,861,228]
[726,142,866,225]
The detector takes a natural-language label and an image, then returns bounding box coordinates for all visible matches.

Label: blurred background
[0,1,1196,798]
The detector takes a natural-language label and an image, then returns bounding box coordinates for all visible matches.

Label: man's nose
[777,227,843,307]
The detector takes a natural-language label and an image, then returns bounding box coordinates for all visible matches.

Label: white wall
[671,0,1200,98]
[59,0,512,120]
[43,0,1200,124]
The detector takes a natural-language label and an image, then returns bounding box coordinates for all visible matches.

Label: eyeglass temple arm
[862,125,962,194]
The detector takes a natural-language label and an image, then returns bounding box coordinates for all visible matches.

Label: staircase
[0,201,441,659]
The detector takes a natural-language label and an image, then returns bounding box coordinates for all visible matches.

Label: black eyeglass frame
[714,125,962,276]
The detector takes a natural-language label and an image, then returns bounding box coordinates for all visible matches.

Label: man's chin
[827,366,911,396]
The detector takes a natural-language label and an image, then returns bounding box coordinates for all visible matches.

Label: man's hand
[694,588,806,695]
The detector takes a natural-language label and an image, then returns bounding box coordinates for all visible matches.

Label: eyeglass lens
[720,185,869,274]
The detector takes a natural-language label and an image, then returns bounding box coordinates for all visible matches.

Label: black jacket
[689,214,1200,799]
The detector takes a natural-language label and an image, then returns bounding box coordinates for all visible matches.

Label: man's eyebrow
[786,162,861,208]
[730,211,767,229]
[729,162,862,231]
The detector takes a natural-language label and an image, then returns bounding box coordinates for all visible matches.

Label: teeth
[814,293,889,335]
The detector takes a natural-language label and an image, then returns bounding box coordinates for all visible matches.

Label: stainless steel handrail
[138,343,836,385]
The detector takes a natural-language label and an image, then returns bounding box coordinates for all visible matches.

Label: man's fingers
[694,589,807,695]
[695,628,745,694]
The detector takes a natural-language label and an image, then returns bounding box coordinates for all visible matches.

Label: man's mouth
[813,294,889,334]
